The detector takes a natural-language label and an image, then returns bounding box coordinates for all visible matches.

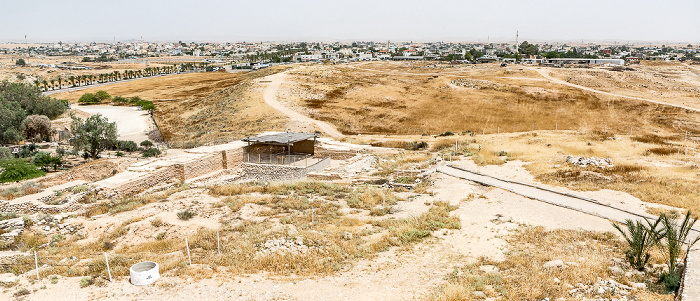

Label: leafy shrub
[112,96,128,103]
[0,159,46,183]
[142,148,161,157]
[94,90,111,100]
[437,131,454,137]
[177,210,196,221]
[128,96,143,104]
[612,218,661,271]
[33,152,62,171]
[17,144,39,158]
[78,93,100,104]
[140,140,153,148]
[0,147,11,160]
[114,140,138,152]
[79,277,94,288]
[115,151,124,157]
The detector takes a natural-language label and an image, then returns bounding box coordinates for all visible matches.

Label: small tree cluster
[69,114,118,159]
[21,114,53,142]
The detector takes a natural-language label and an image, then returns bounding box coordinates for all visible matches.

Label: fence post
[33,250,39,280]
[185,237,192,266]
[104,252,112,282]
[217,231,221,255]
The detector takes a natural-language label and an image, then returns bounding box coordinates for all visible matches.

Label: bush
[32,152,62,171]
[140,140,153,148]
[0,147,11,160]
[114,140,137,152]
[17,144,39,158]
[142,148,161,158]
[0,159,46,183]
[78,93,100,104]
[128,96,143,104]
[112,96,128,103]
[94,90,111,100]
[612,218,661,271]
[177,210,196,221]
[22,114,52,142]
[115,151,124,157]
[79,277,94,288]
[15,59,26,66]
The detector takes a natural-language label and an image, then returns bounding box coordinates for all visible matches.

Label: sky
[1,0,699,43]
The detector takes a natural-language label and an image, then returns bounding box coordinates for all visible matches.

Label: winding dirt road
[534,68,700,113]
[262,72,344,138]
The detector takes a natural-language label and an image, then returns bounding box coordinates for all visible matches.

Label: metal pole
[185,237,192,265]
[34,250,39,280]
[104,252,112,282]
[217,231,221,254]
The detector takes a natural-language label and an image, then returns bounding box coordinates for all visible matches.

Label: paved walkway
[262,72,344,138]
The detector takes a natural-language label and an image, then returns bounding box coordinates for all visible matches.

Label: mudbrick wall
[183,153,223,179]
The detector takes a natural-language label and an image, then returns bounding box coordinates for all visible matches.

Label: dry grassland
[546,62,700,109]
[53,67,291,146]
[470,130,700,214]
[426,226,670,301]
[285,62,700,137]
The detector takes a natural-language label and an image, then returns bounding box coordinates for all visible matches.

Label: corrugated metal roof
[242,132,318,144]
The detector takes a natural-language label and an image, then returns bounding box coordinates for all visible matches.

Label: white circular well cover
[130,261,160,285]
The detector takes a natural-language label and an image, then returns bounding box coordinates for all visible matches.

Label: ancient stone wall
[112,165,183,196]
[239,163,307,182]
[314,148,357,160]
[183,153,224,179]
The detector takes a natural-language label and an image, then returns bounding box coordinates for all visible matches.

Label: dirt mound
[67,158,137,182]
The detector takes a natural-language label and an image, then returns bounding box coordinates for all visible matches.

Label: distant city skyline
[1,0,699,43]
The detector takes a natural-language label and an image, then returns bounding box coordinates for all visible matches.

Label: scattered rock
[608,266,624,275]
[472,291,487,299]
[566,155,614,168]
[342,231,353,240]
[543,260,565,269]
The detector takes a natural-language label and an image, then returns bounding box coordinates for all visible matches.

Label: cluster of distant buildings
[1,40,697,67]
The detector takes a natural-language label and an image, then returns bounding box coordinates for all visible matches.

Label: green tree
[33,152,62,171]
[21,115,53,142]
[518,41,539,56]
[95,90,111,100]
[69,114,118,159]
[0,101,25,144]
[15,59,26,66]
[78,93,100,104]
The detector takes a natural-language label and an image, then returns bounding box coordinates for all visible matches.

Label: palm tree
[42,80,49,91]
[50,79,55,90]
[33,79,40,89]
[57,77,62,89]
[68,76,75,87]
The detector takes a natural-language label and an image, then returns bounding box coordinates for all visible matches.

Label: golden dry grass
[425,226,671,301]
[472,130,700,213]
[286,62,700,137]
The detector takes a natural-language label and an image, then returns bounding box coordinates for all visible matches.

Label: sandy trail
[77,105,155,142]
[534,68,700,112]
[262,72,344,138]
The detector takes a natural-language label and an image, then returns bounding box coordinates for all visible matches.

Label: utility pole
[25,34,29,57]
[515,30,519,53]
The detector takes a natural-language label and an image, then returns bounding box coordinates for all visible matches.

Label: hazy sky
[1,0,699,43]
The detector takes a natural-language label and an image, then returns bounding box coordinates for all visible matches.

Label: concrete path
[76,105,155,142]
[534,68,700,113]
[262,72,344,138]
[437,164,659,224]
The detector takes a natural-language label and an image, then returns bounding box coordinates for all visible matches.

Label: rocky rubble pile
[328,155,377,178]
[566,156,614,168]
[255,237,324,257]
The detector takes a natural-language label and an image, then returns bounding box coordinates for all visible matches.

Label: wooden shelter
[242,132,318,164]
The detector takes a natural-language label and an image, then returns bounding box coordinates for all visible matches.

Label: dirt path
[77,105,155,142]
[534,68,700,113]
[262,72,344,138]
